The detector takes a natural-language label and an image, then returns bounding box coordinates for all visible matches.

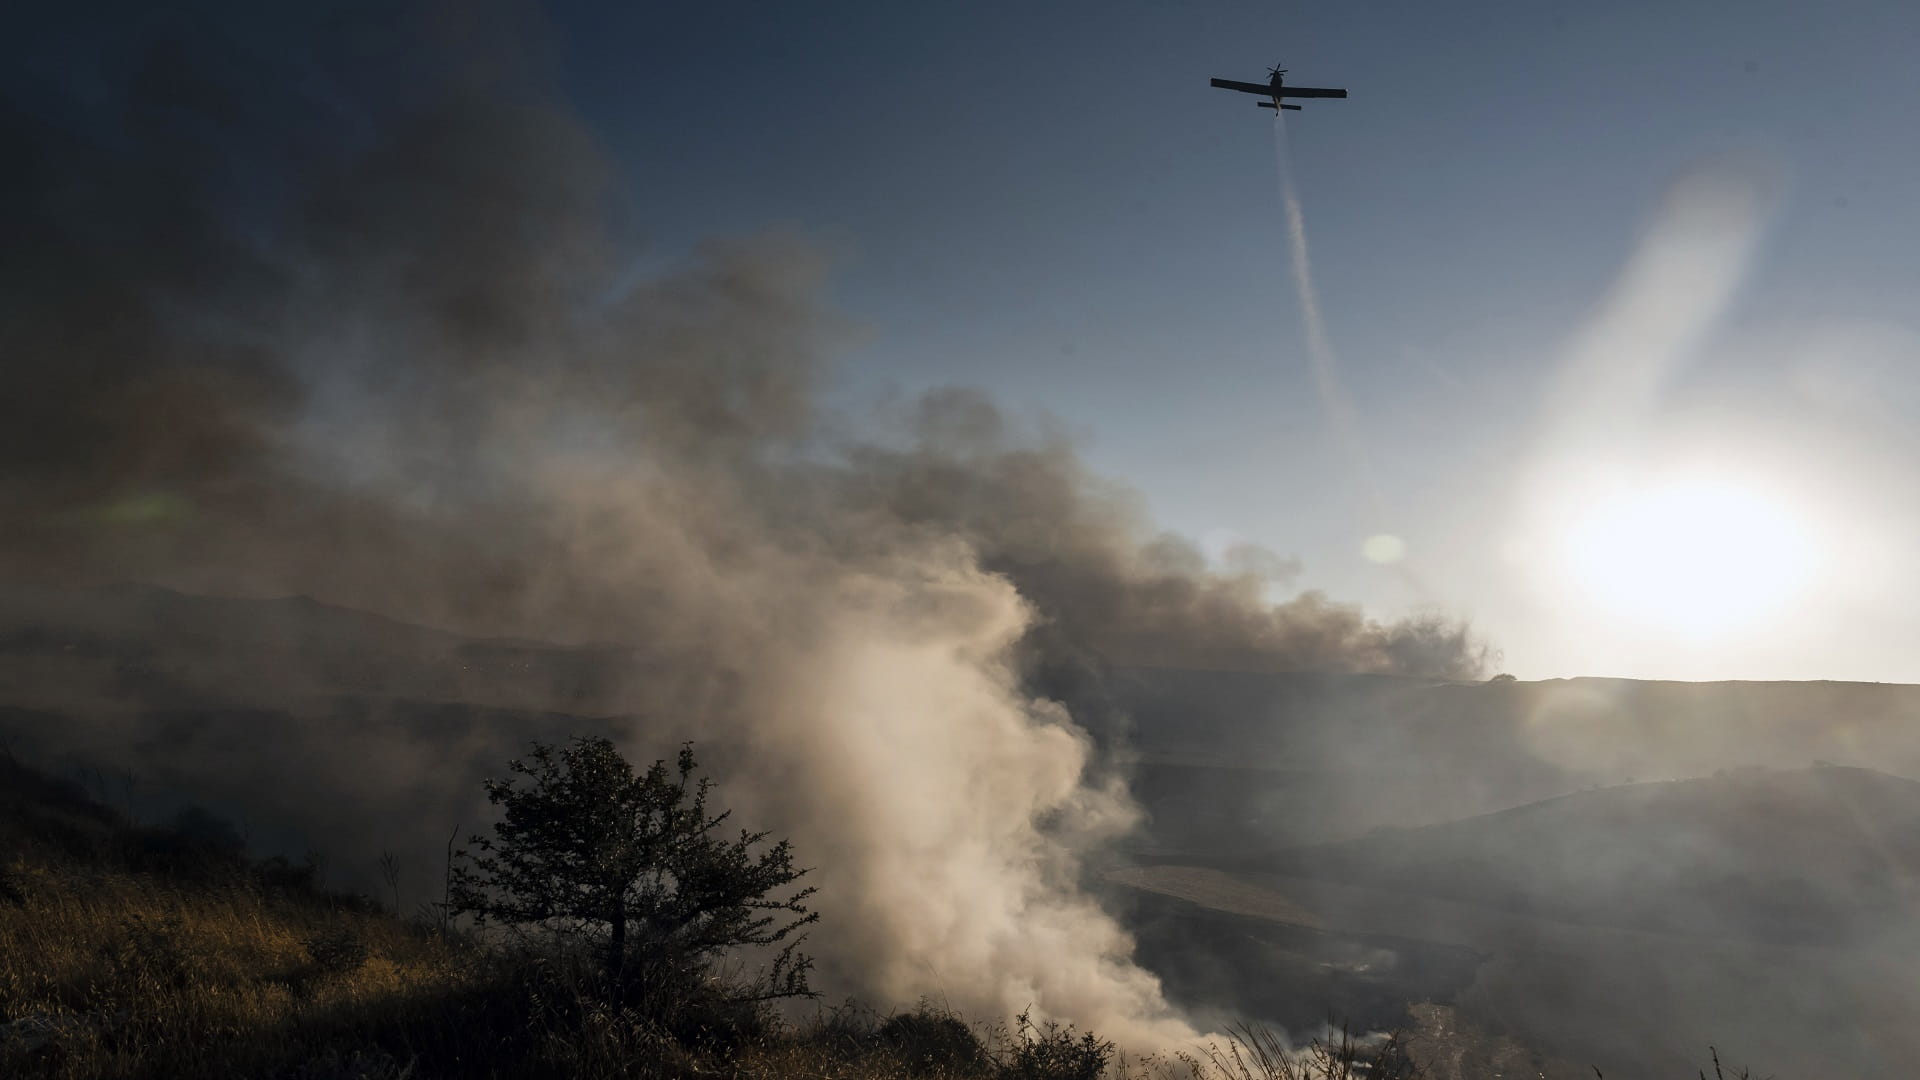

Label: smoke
[0,4,1485,1049]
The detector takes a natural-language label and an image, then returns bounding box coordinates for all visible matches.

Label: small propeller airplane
[1209,63,1348,113]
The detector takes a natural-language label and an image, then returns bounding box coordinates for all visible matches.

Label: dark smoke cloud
[1,2,1485,1047]
[841,391,1488,680]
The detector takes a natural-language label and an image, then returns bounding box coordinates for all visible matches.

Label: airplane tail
[1257,102,1303,111]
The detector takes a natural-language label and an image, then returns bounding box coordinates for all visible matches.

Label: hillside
[0,584,1899,1077]
[0,582,642,714]
[0,584,638,904]
[1271,765,1920,946]
[15,584,1920,865]
[0,749,1446,1080]
[1114,766,1920,1077]
[1117,666,1920,850]
[0,751,489,1078]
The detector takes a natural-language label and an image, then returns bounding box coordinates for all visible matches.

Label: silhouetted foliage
[252,853,323,894]
[1001,1010,1113,1080]
[449,737,819,1002]
[120,805,250,879]
[877,1005,989,1074]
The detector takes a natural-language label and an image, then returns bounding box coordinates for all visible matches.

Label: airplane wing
[1209,78,1349,99]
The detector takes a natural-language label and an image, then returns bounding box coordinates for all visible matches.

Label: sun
[1554,470,1817,638]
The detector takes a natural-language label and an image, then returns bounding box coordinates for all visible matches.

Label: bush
[120,805,248,880]
[254,853,322,893]
[1001,1010,1113,1080]
[877,1005,989,1075]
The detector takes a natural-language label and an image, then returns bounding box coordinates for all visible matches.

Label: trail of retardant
[1271,114,1370,487]
[1271,114,1426,594]
[1267,114,1374,470]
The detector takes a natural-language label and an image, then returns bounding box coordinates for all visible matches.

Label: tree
[450,737,818,1001]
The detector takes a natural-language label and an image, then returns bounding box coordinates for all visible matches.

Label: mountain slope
[1275,766,1920,945]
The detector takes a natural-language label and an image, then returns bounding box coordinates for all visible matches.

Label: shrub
[121,805,248,880]
[877,1005,989,1074]
[1001,1010,1113,1080]
[255,853,322,893]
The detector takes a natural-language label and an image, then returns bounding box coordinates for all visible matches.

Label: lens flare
[1362,534,1407,564]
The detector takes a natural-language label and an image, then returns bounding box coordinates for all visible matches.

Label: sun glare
[1556,471,1816,638]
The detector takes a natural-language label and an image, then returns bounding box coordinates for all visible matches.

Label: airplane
[1210,63,1348,113]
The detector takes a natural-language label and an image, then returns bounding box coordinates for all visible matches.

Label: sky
[14,0,1920,683]
[535,0,1920,682]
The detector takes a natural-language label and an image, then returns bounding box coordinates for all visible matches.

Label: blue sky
[538,1,1920,681]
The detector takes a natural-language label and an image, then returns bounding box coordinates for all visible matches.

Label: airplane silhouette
[1210,63,1348,113]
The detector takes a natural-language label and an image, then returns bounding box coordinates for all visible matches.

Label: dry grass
[0,749,1427,1079]
[0,857,484,1078]
[0,752,1756,1079]
[0,755,499,1078]
[0,863,1423,1080]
